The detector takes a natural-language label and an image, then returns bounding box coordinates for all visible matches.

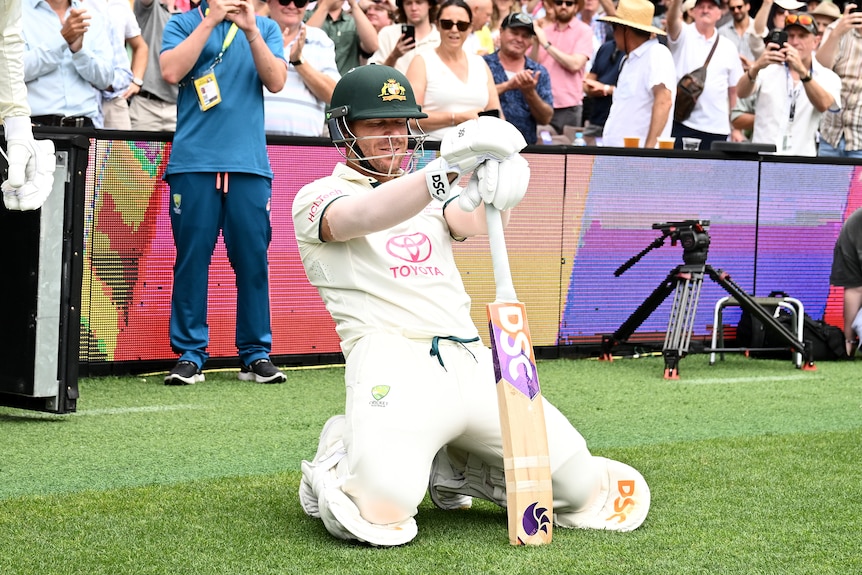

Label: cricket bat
[485,203,553,546]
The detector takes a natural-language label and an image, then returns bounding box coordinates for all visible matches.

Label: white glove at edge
[2,139,56,211]
[441,116,527,176]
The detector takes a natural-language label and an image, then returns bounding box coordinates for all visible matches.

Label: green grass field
[1,354,859,575]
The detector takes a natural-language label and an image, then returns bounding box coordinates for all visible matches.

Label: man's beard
[555,10,575,24]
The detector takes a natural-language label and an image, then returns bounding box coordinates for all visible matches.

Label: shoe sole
[237,371,286,384]
[299,415,346,517]
[428,450,473,510]
[164,372,205,386]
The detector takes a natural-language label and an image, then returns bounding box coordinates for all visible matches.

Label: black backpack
[735,294,847,361]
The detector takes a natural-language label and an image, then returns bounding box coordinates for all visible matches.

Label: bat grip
[485,204,518,303]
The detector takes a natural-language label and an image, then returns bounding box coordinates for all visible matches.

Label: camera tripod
[599,221,816,379]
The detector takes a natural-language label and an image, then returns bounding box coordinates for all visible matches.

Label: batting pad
[555,457,651,532]
[320,486,418,547]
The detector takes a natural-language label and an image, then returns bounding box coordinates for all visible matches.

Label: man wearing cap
[749,0,806,59]
[599,0,676,148]
[815,3,862,158]
[666,0,745,149]
[737,11,840,155]
[483,12,553,144]
[293,64,651,547]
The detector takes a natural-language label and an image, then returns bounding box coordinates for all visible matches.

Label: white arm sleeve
[324,170,445,242]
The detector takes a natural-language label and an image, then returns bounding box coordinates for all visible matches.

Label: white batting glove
[440,116,527,176]
[3,116,37,189]
[2,139,56,211]
[458,154,530,212]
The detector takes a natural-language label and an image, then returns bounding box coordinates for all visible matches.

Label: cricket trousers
[166,171,274,368]
[337,333,595,522]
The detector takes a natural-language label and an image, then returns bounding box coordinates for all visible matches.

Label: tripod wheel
[663,367,680,380]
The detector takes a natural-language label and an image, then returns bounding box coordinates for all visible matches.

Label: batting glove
[459,154,530,212]
[2,139,56,211]
[440,116,527,176]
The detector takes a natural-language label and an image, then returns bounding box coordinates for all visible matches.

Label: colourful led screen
[79,139,861,368]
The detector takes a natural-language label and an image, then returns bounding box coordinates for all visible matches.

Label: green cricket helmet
[327,65,428,123]
[326,65,429,178]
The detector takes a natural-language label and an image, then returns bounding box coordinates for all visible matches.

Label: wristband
[424,158,456,201]
[801,73,812,83]
[544,41,552,50]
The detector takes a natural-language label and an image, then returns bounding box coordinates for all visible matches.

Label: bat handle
[485,204,518,303]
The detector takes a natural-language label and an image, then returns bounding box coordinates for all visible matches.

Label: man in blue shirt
[160,0,288,384]
[22,0,114,126]
[483,13,553,145]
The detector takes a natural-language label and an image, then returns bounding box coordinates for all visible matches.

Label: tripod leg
[662,269,705,379]
[600,266,681,360]
[706,266,816,370]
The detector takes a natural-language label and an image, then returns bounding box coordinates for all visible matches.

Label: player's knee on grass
[319,484,418,546]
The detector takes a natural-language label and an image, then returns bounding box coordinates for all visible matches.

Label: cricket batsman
[292,64,651,546]
[1,0,56,211]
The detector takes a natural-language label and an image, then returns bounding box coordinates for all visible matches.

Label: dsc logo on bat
[495,304,534,382]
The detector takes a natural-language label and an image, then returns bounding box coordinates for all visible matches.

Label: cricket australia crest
[379,79,407,102]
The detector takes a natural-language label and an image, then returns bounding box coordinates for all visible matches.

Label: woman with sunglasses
[406,0,503,140]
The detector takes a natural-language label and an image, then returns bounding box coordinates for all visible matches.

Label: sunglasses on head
[277,0,309,7]
[439,18,471,31]
[554,0,576,6]
[785,13,814,26]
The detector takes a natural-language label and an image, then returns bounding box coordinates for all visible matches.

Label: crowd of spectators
[14,0,862,156]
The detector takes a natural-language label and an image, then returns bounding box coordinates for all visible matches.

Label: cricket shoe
[428,447,473,510]
[238,358,286,384]
[557,456,650,532]
[164,360,204,385]
[299,415,347,518]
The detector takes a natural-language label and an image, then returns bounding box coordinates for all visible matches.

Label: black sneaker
[239,358,286,384]
[165,360,204,385]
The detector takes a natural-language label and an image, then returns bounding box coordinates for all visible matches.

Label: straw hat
[811,1,841,20]
[598,0,666,36]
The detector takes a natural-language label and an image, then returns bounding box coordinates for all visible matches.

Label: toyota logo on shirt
[386,233,432,263]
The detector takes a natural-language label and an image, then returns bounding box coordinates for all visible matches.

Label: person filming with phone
[736,11,840,156]
[368,0,442,72]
